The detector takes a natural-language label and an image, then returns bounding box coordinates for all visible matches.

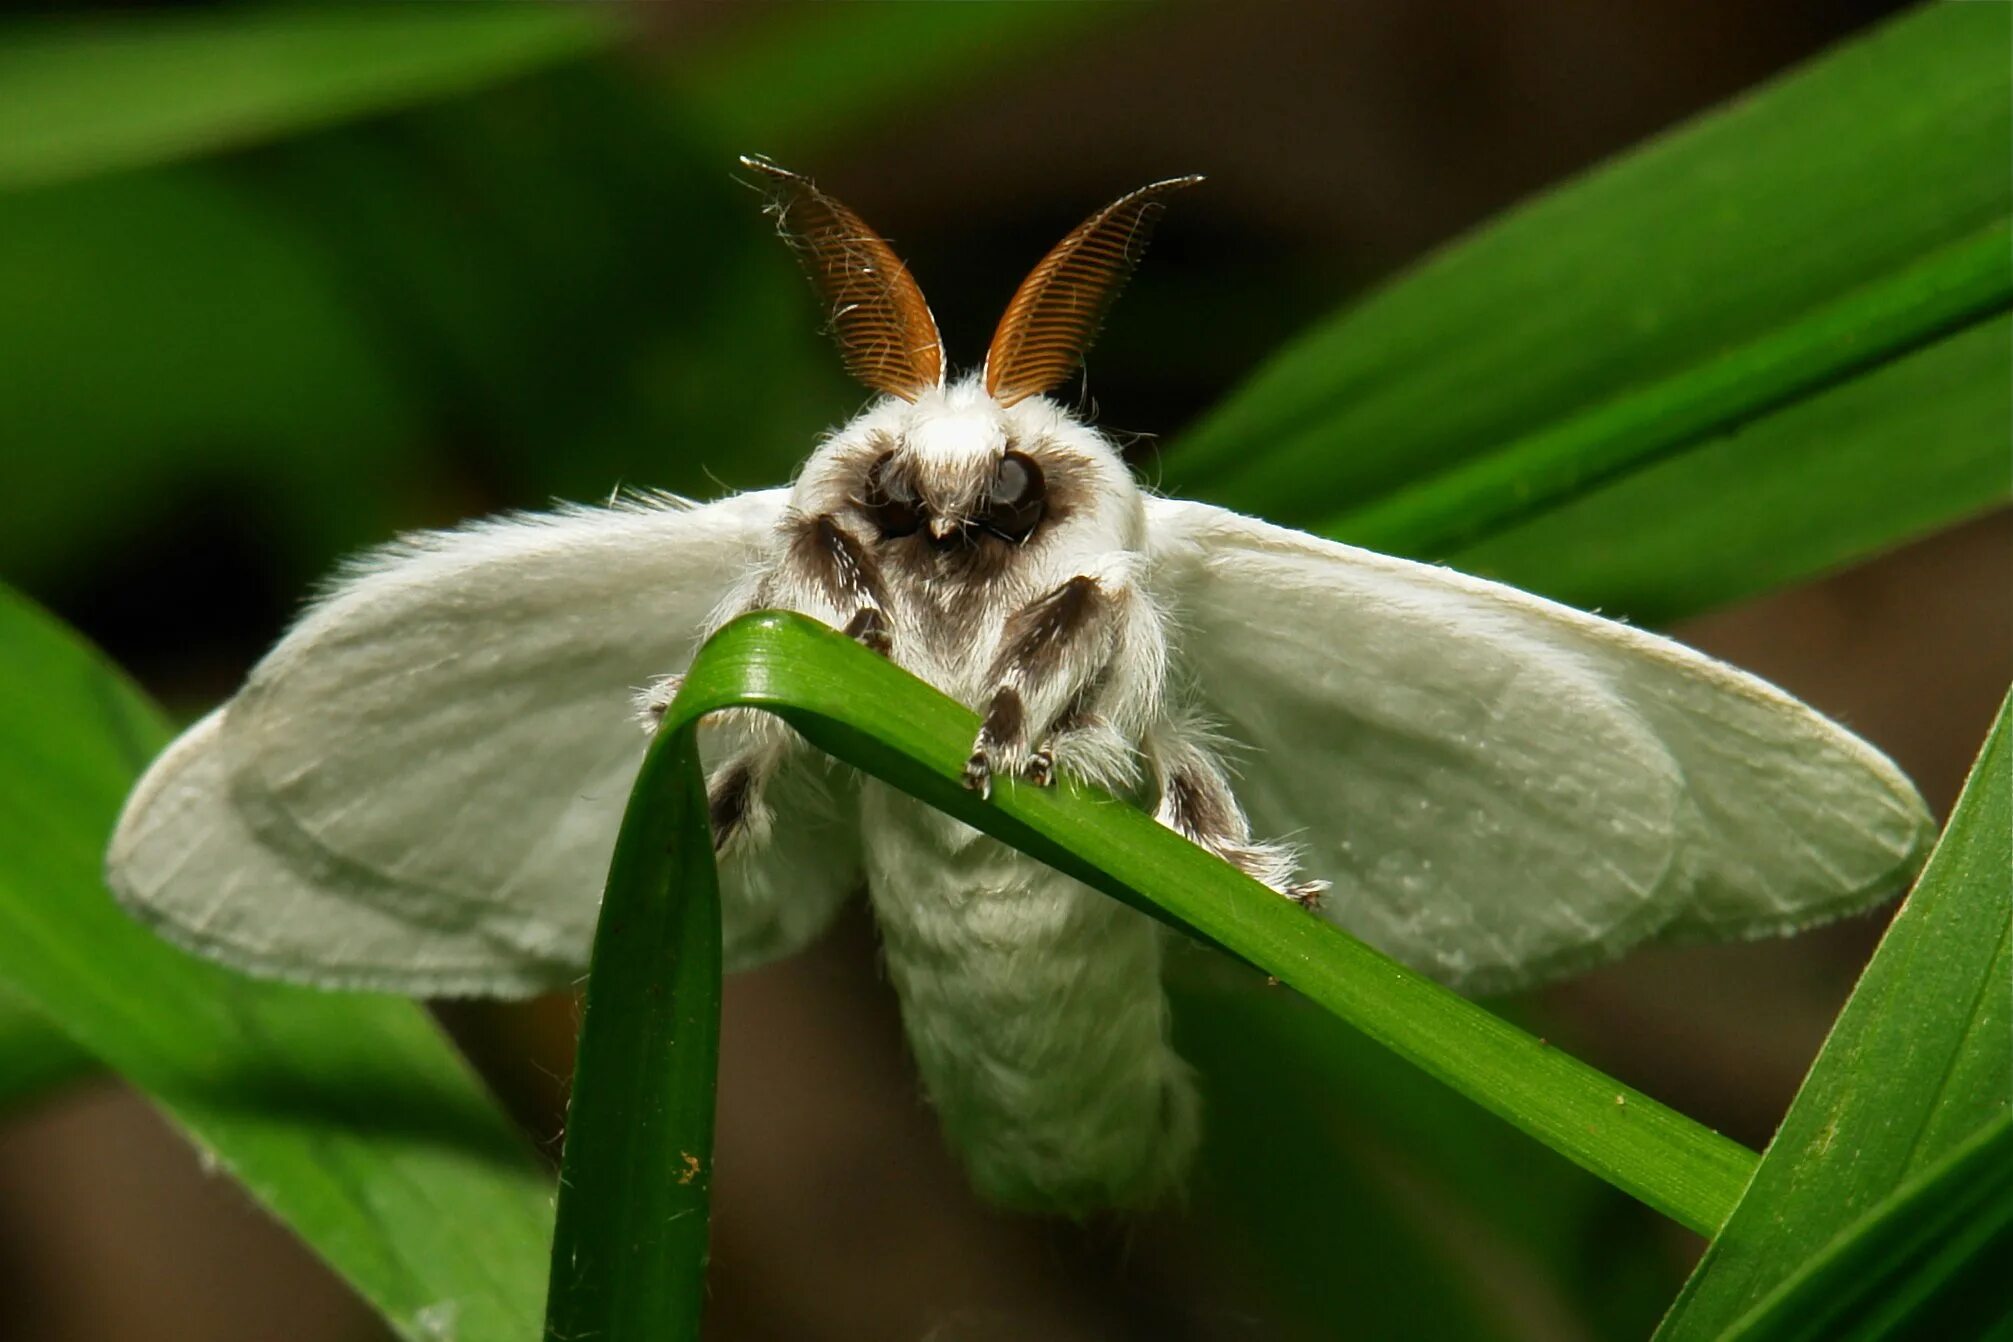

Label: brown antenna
[983,175,1202,407]
[741,155,944,400]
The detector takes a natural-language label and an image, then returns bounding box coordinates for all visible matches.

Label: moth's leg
[638,511,890,850]
[965,570,1148,798]
[714,513,891,844]
[1024,683,1097,788]
[781,512,894,655]
[698,710,803,854]
[635,672,687,729]
[1147,719,1328,910]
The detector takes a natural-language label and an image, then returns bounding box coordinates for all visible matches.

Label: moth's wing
[1144,499,1934,996]
[109,489,864,996]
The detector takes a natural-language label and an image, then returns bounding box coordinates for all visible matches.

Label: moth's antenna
[739,155,945,401]
[984,175,1203,407]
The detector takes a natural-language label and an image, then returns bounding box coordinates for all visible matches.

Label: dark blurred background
[2,3,2005,1340]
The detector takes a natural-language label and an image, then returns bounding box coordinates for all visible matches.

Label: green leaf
[0,168,425,586]
[1720,1116,2013,1342]
[543,718,720,1342]
[569,609,1757,1307]
[0,7,617,191]
[0,587,554,1342]
[1656,694,2013,1339]
[1452,311,2013,625]
[1163,3,2010,616]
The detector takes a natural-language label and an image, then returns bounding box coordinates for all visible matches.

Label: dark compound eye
[982,449,1045,542]
[863,452,922,538]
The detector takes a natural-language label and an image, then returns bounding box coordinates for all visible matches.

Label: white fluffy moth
[107,157,1934,1214]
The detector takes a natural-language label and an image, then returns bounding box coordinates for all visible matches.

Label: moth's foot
[965,687,1033,800]
[1286,879,1330,912]
[843,605,893,657]
[1025,748,1055,788]
[634,674,684,734]
[961,746,994,800]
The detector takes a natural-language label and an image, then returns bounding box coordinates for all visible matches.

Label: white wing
[108,489,863,996]
[1145,499,1934,996]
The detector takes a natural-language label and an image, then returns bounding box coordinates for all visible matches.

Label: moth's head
[742,155,1199,553]
[798,377,1135,559]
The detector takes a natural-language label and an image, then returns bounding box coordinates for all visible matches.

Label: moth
[108,157,1934,1215]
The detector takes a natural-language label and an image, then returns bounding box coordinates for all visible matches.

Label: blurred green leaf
[1165,3,2010,618]
[244,66,848,507]
[0,168,425,586]
[0,62,847,591]
[676,2,1128,151]
[544,689,722,1342]
[0,7,616,191]
[0,587,554,1342]
[1720,1116,2013,1342]
[1453,311,2013,625]
[0,986,94,1117]
[1657,694,2012,1339]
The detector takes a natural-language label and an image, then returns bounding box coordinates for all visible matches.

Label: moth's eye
[864,452,921,538]
[982,450,1045,542]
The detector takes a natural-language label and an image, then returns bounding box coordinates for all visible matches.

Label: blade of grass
[1316,218,2007,560]
[1656,694,2013,1339]
[1163,2,2009,606]
[0,587,555,1342]
[0,7,617,191]
[543,722,720,1342]
[565,609,1756,1303]
[1721,1116,2013,1342]
[1452,310,2012,625]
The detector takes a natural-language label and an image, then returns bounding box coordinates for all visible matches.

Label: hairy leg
[638,510,892,849]
[965,569,1156,797]
[1147,717,1327,909]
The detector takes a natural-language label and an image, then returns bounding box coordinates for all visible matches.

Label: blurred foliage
[0,3,2007,1341]
[0,8,615,190]
[1168,1,2010,623]
[0,589,553,1342]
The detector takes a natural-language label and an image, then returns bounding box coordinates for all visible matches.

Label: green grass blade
[1453,310,2012,624]
[1720,1116,2013,1342]
[1656,694,2013,1339]
[1163,2,2009,604]
[1331,220,2006,559]
[0,587,555,1342]
[0,7,616,191]
[611,612,1757,1252]
[544,725,721,1342]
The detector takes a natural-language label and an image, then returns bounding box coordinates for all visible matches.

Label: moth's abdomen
[862,787,1198,1214]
